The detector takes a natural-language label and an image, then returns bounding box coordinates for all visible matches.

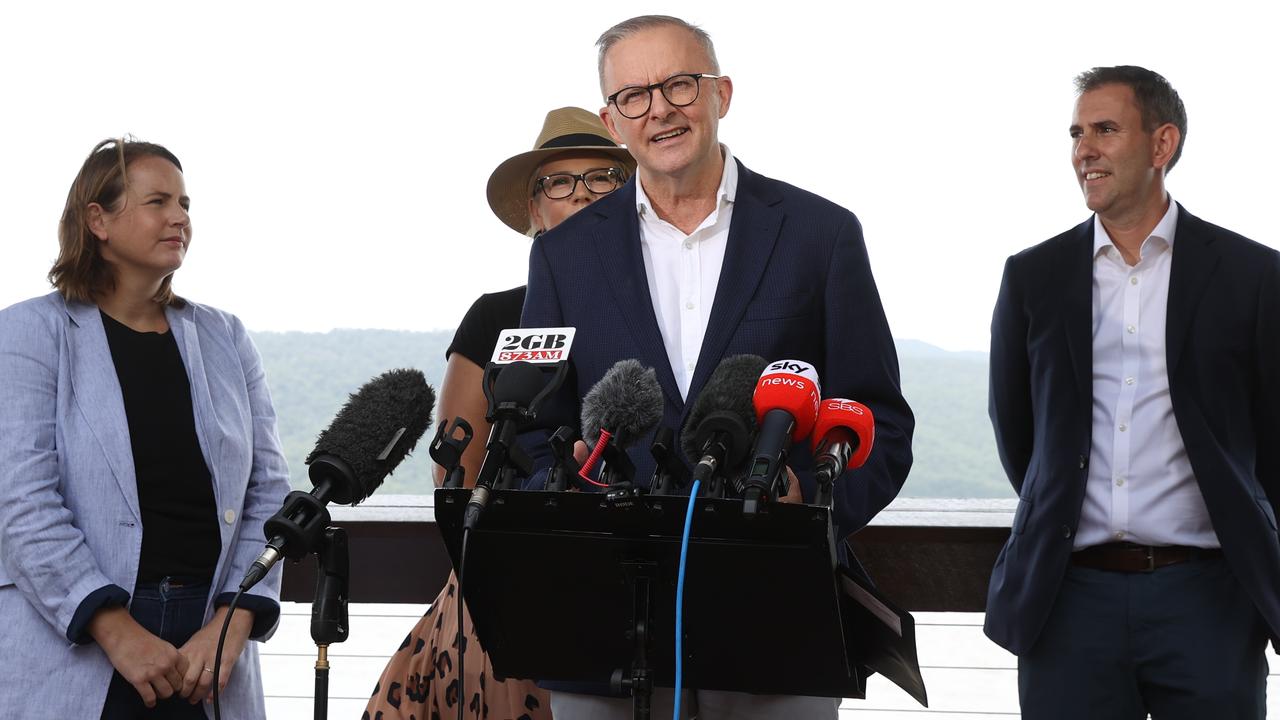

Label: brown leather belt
[1070,542,1222,573]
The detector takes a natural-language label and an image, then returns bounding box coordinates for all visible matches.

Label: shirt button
[1127,325,1136,334]
[1115,476,1125,487]
[1130,277,1139,285]
[683,241,693,250]
[1125,377,1135,385]
[223,509,236,525]
[686,362,695,372]
[1119,423,1128,432]
[685,302,695,310]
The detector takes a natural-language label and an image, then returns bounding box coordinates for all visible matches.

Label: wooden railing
[280,495,1016,613]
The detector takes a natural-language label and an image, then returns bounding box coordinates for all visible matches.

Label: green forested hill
[250,331,1011,499]
[896,341,1009,498]
[252,329,450,495]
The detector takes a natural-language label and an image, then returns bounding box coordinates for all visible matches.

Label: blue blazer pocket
[1012,496,1033,535]
[743,291,814,322]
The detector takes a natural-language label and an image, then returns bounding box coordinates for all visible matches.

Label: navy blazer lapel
[687,161,783,404]
[1062,219,1094,402]
[64,300,140,522]
[1166,205,1220,377]
[591,182,685,410]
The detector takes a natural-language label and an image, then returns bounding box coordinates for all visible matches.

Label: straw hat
[486,107,635,234]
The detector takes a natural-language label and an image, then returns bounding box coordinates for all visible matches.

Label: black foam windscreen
[580,359,664,445]
[680,354,766,463]
[493,361,546,407]
[305,368,435,504]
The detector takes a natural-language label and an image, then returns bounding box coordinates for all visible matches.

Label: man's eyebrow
[1069,120,1120,132]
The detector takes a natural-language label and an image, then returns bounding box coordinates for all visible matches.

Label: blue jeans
[100,577,211,720]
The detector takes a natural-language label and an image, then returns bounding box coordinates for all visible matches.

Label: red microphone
[740,359,822,515]
[810,398,875,507]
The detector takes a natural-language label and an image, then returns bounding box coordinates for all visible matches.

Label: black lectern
[436,489,927,711]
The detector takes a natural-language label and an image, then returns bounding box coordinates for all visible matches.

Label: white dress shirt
[636,147,738,399]
[1075,199,1220,550]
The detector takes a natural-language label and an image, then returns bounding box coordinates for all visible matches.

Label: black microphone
[578,359,664,488]
[680,355,765,498]
[241,368,435,591]
[464,361,545,530]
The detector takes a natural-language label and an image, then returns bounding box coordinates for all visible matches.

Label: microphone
[649,427,690,496]
[810,398,875,507]
[740,359,822,516]
[578,359,664,489]
[465,361,546,529]
[680,355,765,498]
[241,368,435,591]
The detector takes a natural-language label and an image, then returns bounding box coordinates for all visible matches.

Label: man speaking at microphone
[520,14,914,719]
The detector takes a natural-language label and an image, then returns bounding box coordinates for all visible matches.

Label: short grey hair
[1074,65,1187,171]
[596,15,720,97]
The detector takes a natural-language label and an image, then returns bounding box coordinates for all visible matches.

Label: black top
[101,311,220,582]
[446,286,527,364]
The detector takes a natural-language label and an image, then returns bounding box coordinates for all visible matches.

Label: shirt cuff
[214,591,280,640]
[67,584,131,645]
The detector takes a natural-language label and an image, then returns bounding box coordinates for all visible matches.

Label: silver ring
[203,666,214,674]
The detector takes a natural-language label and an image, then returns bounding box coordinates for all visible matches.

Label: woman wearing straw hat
[363,107,633,720]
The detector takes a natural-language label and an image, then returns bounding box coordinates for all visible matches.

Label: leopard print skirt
[363,571,552,720]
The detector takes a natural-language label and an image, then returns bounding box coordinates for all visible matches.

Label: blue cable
[673,478,700,720]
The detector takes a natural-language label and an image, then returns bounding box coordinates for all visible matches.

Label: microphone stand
[610,559,657,720]
[310,527,350,720]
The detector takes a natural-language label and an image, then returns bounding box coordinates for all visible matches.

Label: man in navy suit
[520,14,913,720]
[986,65,1280,719]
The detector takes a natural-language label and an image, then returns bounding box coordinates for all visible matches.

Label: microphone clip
[546,426,586,491]
[648,427,690,496]
[264,488,334,562]
[430,417,474,489]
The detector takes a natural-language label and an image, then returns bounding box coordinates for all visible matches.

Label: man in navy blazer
[986,65,1280,718]
[520,14,913,720]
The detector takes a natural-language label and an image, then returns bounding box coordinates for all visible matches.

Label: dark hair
[1075,65,1187,171]
[49,137,185,305]
[596,15,720,96]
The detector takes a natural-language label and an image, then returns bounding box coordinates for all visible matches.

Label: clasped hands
[90,604,254,707]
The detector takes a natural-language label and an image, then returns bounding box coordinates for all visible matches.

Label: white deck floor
[260,603,1280,719]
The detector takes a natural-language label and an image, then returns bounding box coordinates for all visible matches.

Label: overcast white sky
[2,1,1275,351]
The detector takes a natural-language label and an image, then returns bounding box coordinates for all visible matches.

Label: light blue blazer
[0,291,291,719]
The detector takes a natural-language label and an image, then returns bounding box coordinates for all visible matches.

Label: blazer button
[1078,455,1087,470]
[1062,525,1073,539]
[224,509,236,525]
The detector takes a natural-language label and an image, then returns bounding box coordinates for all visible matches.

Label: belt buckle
[1142,546,1155,572]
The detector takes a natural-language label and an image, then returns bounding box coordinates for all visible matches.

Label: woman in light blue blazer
[0,138,291,718]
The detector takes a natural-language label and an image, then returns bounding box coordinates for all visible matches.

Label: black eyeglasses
[533,167,625,200]
[606,73,722,119]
